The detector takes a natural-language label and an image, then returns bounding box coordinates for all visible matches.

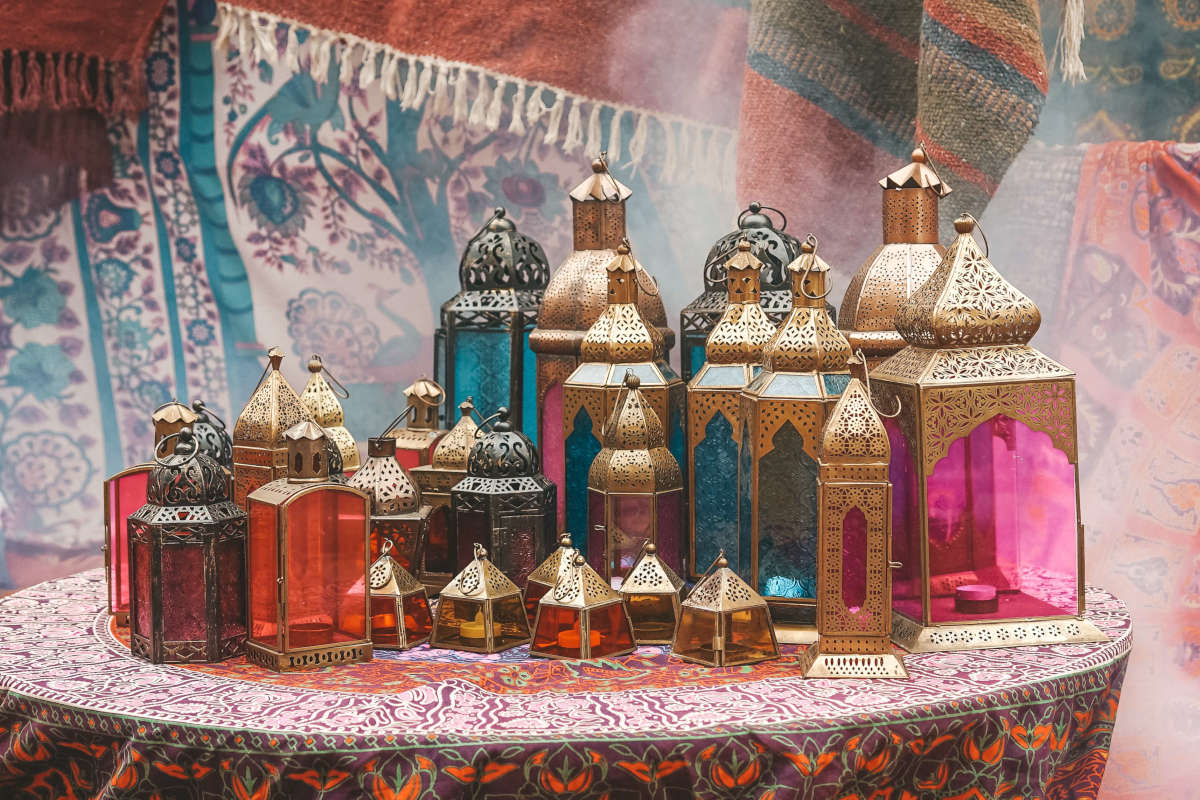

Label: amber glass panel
[724,607,775,665]
[370,595,402,647]
[284,490,368,648]
[885,418,922,621]
[610,494,654,587]
[402,594,433,641]
[248,501,280,649]
[532,604,582,658]
[525,580,551,619]
[161,543,205,643]
[423,504,453,575]
[492,595,531,650]
[434,598,485,649]
[627,593,677,643]
[131,536,153,636]
[588,602,634,658]
[108,468,150,617]
[217,536,247,643]
[673,608,718,664]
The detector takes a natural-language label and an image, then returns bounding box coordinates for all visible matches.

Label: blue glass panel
[737,422,752,581]
[688,344,707,380]
[823,373,851,395]
[668,391,685,489]
[694,413,738,574]
[745,370,771,393]
[565,406,602,553]
[697,365,748,388]
[521,331,537,441]
[659,361,680,382]
[570,363,609,384]
[758,422,819,599]
[452,329,510,418]
[763,373,819,397]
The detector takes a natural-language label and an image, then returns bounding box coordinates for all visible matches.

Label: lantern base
[772,622,819,645]
[246,640,373,672]
[372,633,430,651]
[891,612,1110,653]
[111,610,129,627]
[797,643,908,679]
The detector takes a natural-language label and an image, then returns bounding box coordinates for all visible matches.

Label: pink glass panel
[248,502,280,649]
[841,507,867,612]
[285,490,368,648]
[656,490,683,578]
[131,538,152,636]
[611,495,653,586]
[107,468,149,617]
[541,382,565,531]
[217,536,247,643]
[586,489,606,576]
[884,418,922,621]
[161,543,205,642]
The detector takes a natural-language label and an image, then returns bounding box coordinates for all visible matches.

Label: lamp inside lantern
[431,544,531,653]
[530,553,636,660]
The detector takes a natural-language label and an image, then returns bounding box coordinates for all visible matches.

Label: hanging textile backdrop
[0,1,1196,797]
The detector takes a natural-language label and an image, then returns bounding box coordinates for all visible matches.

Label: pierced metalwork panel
[819,485,890,637]
[348,454,419,515]
[234,371,313,449]
[839,243,942,336]
[684,566,763,612]
[891,612,1109,653]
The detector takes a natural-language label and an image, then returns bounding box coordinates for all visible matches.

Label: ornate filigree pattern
[233,353,314,448]
[466,416,540,479]
[840,243,943,360]
[430,406,479,471]
[347,447,420,514]
[684,563,763,612]
[687,391,738,450]
[457,209,550,292]
[705,254,777,364]
[580,303,664,363]
[588,376,681,493]
[817,486,890,642]
[146,447,229,507]
[820,379,890,463]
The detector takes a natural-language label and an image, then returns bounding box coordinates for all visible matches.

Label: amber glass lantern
[103,399,198,625]
[872,215,1108,652]
[431,544,532,653]
[386,378,449,470]
[434,207,549,435]
[530,156,672,531]
[525,533,577,618]
[233,347,315,507]
[587,372,684,584]
[245,421,372,671]
[368,541,432,650]
[619,542,684,645]
[671,552,779,667]
[737,237,852,634]
[301,354,360,472]
[531,553,636,660]
[798,357,907,678]
[688,239,776,579]
[190,400,233,469]
[840,145,950,368]
[127,428,247,663]
[451,408,556,586]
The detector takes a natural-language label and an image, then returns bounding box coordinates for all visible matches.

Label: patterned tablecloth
[0,570,1130,799]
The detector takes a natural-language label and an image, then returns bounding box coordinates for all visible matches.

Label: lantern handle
[696,550,727,583]
[738,202,788,231]
[152,429,197,467]
[380,539,394,558]
[853,349,902,419]
[468,207,506,247]
[962,211,989,257]
[313,354,350,399]
[598,151,622,202]
[472,409,506,437]
[797,235,832,301]
[379,406,415,439]
[193,400,227,432]
[621,237,661,298]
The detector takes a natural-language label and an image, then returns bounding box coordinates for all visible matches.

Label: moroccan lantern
[431,543,532,653]
[367,540,432,650]
[450,407,556,586]
[434,207,550,435]
[562,242,684,553]
[737,236,851,636]
[587,371,684,584]
[190,400,233,469]
[671,551,779,667]
[687,239,776,579]
[386,377,449,470]
[103,399,198,625]
[798,355,907,678]
[619,542,684,645]
[872,215,1108,652]
[245,421,372,671]
[530,553,636,660]
[529,155,673,530]
[524,533,577,619]
[300,354,360,472]
[840,145,951,368]
[232,346,315,506]
[127,427,248,663]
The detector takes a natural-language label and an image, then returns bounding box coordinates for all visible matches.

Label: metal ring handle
[153,430,196,467]
[963,212,989,257]
[853,349,902,418]
[737,202,788,231]
[193,400,228,431]
[379,406,415,439]
[798,235,832,301]
[313,355,350,399]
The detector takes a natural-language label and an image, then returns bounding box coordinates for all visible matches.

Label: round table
[0,570,1130,799]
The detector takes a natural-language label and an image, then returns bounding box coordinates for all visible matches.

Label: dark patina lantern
[619,542,684,645]
[524,533,577,618]
[530,156,673,531]
[386,377,449,471]
[190,400,233,470]
[450,408,556,586]
[368,540,432,650]
[245,421,372,671]
[671,551,779,667]
[233,347,316,506]
[431,543,532,653]
[127,428,248,664]
[434,207,550,435]
[301,354,360,473]
[680,202,800,380]
[687,239,776,579]
[531,553,636,660]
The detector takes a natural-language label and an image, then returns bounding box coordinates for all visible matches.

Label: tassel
[661,118,678,182]
[338,41,357,85]
[584,101,602,157]
[607,108,624,164]
[380,52,400,100]
[508,81,527,134]
[315,35,335,82]
[628,112,649,166]
[255,17,277,65]
[563,98,584,153]
[1053,0,1087,85]
[468,71,490,126]
[402,59,422,109]
[525,83,546,126]
[413,58,433,110]
[285,25,301,72]
[542,91,565,145]
[237,14,254,61]
[431,63,451,116]
[358,46,377,89]
[215,7,235,52]
[452,66,469,123]
[485,78,506,129]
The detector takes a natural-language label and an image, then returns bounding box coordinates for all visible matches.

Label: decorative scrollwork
[458,208,550,292]
[466,410,541,478]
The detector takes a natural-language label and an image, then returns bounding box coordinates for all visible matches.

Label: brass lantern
[563,242,685,555]
[301,354,360,472]
[798,356,907,679]
[431,543,532,653]
[525,533,577,618]
[245,421,372,671]
[671,551,779,667]
[368,541,432,650]
[840,145,951,368]
[687,239,777,579]
[737,237,852,635]
[103,399,198,625]
[233,347,315,507]
[872,215,1108,652]
[127,427,248,664]
[531,553,637,660]
[434,207,550,435]
[190,400,233,469]
[386,377,449,471]
[530,155,673,531]
[619,542,684,645]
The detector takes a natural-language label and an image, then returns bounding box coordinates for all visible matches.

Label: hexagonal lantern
[301,354,360,472]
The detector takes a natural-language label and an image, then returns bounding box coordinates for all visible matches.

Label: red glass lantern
[368,541,432,650]
[531,553,636,660]
[386,378,449,470]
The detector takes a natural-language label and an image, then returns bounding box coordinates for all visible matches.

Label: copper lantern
[434,207,550,435]
[245,421,372,671]
[840,145,950,368]
[451,408,556,586]
[525,533,577,619]
[530,156,673,531]
[619,542,684,645]
[687,239,776,579]
[301,354,360,472]
[587,371,684,584]
[233,347,315,507]
[190,400,234,470]
[671,552,779,667]
[431,543,532,653]
[737,237,851,634]
[872,215,1108,652]
[368,541,432,650]
[386,377,449,471]
[798,356,907,679]
[531,553,636,660]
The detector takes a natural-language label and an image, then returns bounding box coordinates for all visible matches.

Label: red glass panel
[841,507,867,612]
[131,537,152,636]
[586,489,606,577]
[217,537,246,643]
[541,382,565,531]
[107,468,150,617]
[370,595,402,647]
[248,501,280,650]
[885,418,922,621]
[285,489,368,648]
[372,518,422,570]
[588,602,634,658]
[455,509,491,570]
[532,604,582,658]
[161,543,205,642]
[525,581,551,619]
[423,505,453,575]
[655,490,684,578]
[611,495,653,587]
[403,594,433,641]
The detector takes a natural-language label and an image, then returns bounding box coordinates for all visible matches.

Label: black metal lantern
[190,400,233,470]
[434,207,550,436]
[450,407,556,586]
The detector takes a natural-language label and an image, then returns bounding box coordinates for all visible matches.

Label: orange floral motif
[286,768,350,790]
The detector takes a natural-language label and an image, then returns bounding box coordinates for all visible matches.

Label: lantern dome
[588,372,681,493]
[880,145,951,192]
[578,242,665,364]
[348,437,421,515]
[145,429,230,509]
[705,239,777,366]
[152,400,198,454]
[190,400,233,468]
[234,347,314,448]
[818,372,890,464]
[431,399,480,471]
[466,408,539,479]
[455,207,550,293]
[441,545,523,601]
[762,239,851,373]
[405,377,445,406]
[702,202,800,293]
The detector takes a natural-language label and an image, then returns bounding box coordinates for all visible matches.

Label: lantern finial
[762,240,850,372]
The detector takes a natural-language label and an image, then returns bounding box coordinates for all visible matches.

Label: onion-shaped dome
[588,372,681,493]
[702,202,800,292]
[456,207,549,292]
[762,239,851,373]
[147,428,230,507]
[705,239,777,365]
[348,437,421,514]
[466,408,540,479]
[301,355,360,471]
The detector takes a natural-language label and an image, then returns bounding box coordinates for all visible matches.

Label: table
[0,570,1130,799]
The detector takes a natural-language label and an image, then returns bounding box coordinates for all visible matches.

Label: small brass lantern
[190,400,234,469]
[245,421,372,671]
[524,533,578,619]
[386,377,449,471]
[872,215,1108,652]
[300,354,360,472]
[431,543,532,653]
[531,553,636,660]
[127,427,248,663]
[620,542,684,645]
[798,356,907,679]
[671,552,779,667]
[368,540,432,650]
[233,347,315,506]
